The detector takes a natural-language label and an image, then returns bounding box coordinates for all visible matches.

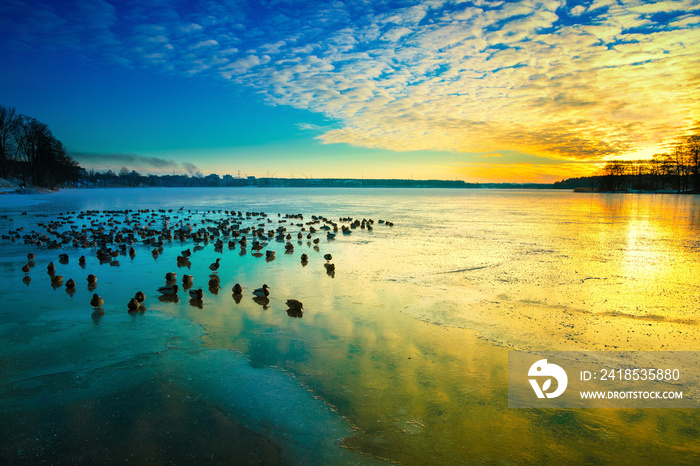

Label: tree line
[0,106,83,189]
[599,133,700,192]
[81,169,477,188]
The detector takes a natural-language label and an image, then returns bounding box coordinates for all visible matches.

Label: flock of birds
[8,208,393,319]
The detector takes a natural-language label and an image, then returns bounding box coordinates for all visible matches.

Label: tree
[0,106,20,179]
[0,108,83,188]
[687,134,700,193]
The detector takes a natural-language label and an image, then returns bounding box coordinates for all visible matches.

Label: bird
[127,297,140,312]
[87,274,97,284]
[209,258,221,272]
[90,293,104,309]
[300,253,308,263]
[252,284,270,297]
[286,299,303,311]
[323,253,332,261]
[165,272,177,282]
[21,264,30,274]
[232,283,243,295]
[65,278,76,289]
[157,284,179,295]
[47,262,55,274]
[189,288,204,300]
[27,253,35,261]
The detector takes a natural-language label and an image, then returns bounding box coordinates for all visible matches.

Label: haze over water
[1,188,699,464]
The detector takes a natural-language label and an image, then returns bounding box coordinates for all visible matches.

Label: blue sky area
[1,0,698,182]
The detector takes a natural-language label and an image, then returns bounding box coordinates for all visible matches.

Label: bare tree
[0,106,20,178]
[687,134,700,193]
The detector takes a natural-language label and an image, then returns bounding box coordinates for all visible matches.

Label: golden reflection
[182,267,700,464]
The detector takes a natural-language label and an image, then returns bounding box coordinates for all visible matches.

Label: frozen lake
[1,187,699,464]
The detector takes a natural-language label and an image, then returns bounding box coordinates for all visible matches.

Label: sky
[0,0,698,183]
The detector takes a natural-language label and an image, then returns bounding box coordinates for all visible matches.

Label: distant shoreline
[2,176,697,194]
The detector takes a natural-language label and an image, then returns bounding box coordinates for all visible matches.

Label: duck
[78,255,86,267]
[27,252,35,261]
[189,288,204,300]
[134,291,146,303]
[65,278,76,289]
[21,264,30,274]
[165,272,177,282]
[47,262,55,274]
[300,253,308,263]
[286,299,303,311]
[90,293,104,309]
[58,253,69,263]
[87,274,97,284]
[209,257,221,272]
[157,284,179,295]
[323,253,332,261]
[232,283,243,295]
[127,297,140,312]
[252,284,270,297]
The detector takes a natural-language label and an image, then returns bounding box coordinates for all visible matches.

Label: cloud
[4,0,699,165]
[71,152,200,175]
[196,0,696,162]
[569,5,586,16]
[182,162,201,176]
[192,39,219,49]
